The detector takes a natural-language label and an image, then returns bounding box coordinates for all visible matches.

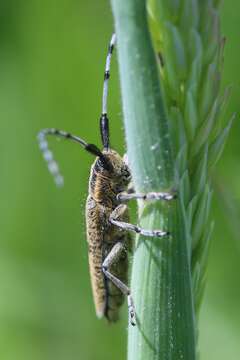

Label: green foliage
[111,0,234,358]
[148,0,233,315]
[111,0,195,359]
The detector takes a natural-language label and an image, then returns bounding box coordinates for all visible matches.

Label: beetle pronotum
[38,34,175,326]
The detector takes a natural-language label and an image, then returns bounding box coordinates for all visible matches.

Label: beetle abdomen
[86,195,129,322]
[86,196,106,318]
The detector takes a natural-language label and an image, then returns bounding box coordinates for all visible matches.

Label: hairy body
[86,149,131,321]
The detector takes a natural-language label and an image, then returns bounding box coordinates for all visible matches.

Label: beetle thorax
[89,149,131,206]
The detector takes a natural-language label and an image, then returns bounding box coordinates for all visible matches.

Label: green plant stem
[110,0,196,359]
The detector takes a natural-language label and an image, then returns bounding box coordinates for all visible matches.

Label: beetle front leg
[117,189,177,202]
[109,205,169,238]
[102,242,136,326]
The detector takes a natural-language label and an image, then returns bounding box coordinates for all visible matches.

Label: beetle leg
[102,242,136,326]
[109,205,169,238]
[117,190,177,202]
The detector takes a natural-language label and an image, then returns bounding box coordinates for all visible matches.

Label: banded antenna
[37,128,103,187]
[100,33,116,150]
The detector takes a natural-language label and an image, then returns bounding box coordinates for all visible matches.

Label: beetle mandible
[38,34,175,326]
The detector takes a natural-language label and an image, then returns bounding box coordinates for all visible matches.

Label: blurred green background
[0,1,239,359]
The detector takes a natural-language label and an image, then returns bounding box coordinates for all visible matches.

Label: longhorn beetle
[38,34,175,326]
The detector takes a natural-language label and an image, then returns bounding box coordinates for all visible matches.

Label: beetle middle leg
[102,241,136,326]
[109,205,169,238]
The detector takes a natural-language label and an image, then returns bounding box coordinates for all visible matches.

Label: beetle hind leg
[102,242,136,326]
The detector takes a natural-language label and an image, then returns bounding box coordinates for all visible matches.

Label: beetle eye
[97,157,113,172]
[123,168,131,179]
